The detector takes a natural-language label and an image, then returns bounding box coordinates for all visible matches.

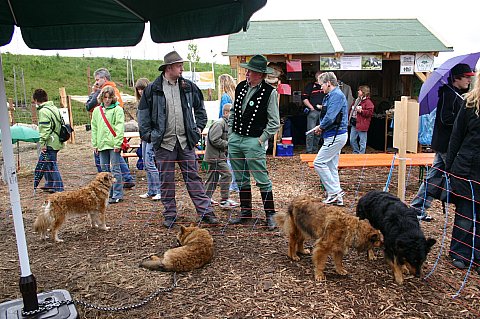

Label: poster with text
[400,55,415,74]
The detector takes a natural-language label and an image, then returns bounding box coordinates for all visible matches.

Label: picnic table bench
[300,153,435,169]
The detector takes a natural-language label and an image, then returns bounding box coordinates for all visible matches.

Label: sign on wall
[320,55,382,71]
[414,53,434,72]
[400,55,415,74]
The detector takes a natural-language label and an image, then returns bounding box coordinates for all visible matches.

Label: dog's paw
[336,268,348,276]
[367,250,377,261]
[299,248,311,255]
[54,238,64,243]
[289,255,301,261]
[314,273,326,281]
[99,226,110,231]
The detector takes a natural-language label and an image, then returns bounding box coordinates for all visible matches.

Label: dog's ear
[369,232,381,244]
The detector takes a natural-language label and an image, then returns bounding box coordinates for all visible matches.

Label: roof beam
[321,18,344,54]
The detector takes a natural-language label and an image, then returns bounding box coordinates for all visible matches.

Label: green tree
[187,42,200,72]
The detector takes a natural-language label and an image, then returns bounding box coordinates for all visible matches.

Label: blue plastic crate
[276,143,294,156]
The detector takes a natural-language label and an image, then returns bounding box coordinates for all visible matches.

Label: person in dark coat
[137,51,218,228]
[445,71,480,272]
[411,63,474,221]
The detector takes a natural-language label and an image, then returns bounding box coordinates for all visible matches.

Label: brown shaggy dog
[140,225,214,272]
[33,172,114,242]
[276,196,383,281]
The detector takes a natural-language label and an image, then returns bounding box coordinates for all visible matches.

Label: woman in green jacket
[91,86,125,203]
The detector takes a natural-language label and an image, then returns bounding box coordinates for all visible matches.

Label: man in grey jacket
[137,51,218,228]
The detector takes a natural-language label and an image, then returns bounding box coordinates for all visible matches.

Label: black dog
[356,190,436,284]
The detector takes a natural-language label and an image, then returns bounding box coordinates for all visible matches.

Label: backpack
[44,107,74,142]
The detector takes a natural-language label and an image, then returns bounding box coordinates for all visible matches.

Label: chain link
[22,273,178,317]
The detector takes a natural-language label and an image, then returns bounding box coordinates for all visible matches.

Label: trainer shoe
[139,192,150,199]
[108,198,123,204]
[417,214,433,222]
[210,199,219,206]
[219,199,239,209]
[151,194,161,201]
[323,191,345,205]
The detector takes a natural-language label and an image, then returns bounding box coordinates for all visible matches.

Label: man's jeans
[306,110,321,153]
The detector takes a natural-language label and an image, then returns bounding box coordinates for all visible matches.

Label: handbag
[99,106,129,151]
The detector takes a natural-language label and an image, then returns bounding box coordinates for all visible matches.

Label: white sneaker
[220,199,239,208]
[151,194,161,201]
[323,191,345,205]
[211,199,219,206]
[139,192,150,199]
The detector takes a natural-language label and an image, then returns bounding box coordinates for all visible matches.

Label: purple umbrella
[418,52,480,115]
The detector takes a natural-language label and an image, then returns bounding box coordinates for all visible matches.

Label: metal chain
[22,273,178,316]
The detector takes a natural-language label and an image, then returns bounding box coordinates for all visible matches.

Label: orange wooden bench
[121,149,206,159]
[301,153,435,169]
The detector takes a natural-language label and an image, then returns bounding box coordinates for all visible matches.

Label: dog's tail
[33,202,54,233]
[139,255,167,271]
[275,203,295,234]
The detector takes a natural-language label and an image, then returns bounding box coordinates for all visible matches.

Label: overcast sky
[2,0,480,67]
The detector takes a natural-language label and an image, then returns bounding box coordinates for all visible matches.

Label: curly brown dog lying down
[276,196,383,281]
[140,225,214,272]
[33,172,114,242]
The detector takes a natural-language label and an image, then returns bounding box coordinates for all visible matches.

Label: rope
[383,153,396,192]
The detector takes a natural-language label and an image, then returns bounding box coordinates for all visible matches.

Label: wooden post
[394,97,409,201]
[8,98,15,125]
[67,96,75,144]
[59,87,67,107]
[30,102,38,125]
[87,66,91,94]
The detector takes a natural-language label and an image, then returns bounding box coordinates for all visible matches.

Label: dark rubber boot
[261,191,276,231]
[229,188,252,225]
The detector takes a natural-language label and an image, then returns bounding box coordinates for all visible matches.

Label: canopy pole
[0,54,39,311]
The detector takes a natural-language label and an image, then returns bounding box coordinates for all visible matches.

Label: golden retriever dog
[275,196,383,281]
[140,225,214,272]
[33,172,114,242]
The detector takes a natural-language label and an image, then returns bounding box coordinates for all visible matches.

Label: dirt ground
[1,126,479,319]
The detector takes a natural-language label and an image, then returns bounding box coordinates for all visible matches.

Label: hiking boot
[200,214,219,225]
[124,182,135,189]
[163,216,176,228]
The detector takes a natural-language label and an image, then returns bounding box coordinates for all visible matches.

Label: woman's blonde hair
[218,74,236,101]
[465,72,480,116]
[98,85,118,104]
[358,85,371,98]
[135,78,150,101]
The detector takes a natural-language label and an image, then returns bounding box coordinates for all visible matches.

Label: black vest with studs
[232,80,273,137]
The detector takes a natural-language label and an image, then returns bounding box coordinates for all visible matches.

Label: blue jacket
[137,75,207,150]
[319,87,348,138]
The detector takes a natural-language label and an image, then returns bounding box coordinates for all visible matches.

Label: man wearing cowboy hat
[138,50,218,228]
[228,55,280,230]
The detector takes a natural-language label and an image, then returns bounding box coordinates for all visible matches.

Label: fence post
[8,98,15,125]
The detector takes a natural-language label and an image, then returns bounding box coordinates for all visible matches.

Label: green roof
[225,19,452,56]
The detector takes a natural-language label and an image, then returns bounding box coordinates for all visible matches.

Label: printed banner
[320,55,382,70]
[182,71,215,90]
[400,55,415,74]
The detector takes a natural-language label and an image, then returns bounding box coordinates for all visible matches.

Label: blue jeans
[94,151,133,183]
[42,147,64,192]
[306,110,321,153]
[349,126,367,154]
[98,149,123,200]
[411,152,446,215]
[227,158,239,191]
[142,141,160,195]
[313,133,348,196]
